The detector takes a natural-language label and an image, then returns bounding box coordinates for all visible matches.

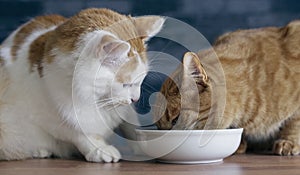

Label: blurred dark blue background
[1,0,300,43]
[1,0,299,116]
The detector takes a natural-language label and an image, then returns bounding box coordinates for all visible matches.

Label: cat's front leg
[73,133,121,162]
[273,113,300,156]
[273,139,300,156]
[235,138,247,154]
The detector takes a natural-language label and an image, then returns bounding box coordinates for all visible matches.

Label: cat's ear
[183,52,209,87]
[100,35,130,58]
[133,16,165,41]
[89,33,131,67]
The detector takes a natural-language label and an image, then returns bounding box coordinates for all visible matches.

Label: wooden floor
[0,154,299,175]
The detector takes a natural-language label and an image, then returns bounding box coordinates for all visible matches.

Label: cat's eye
[172,116,179,126]
[123,83,132,88]
[169,87,179,96]
[123,83,139,88]
[172,91,179,96]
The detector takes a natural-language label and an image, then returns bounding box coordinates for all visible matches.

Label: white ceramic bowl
[135,128,243,164]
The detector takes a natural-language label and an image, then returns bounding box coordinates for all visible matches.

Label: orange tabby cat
[155,20,300,156]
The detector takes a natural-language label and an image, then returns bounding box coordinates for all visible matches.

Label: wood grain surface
[0,154,299,175]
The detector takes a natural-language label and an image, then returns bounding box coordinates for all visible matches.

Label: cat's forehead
[127,38,146,61]
[115,54,147,83]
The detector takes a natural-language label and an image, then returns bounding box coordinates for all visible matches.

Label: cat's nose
[131,98,138,103]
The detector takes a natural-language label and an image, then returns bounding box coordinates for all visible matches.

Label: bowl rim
[135,128,243,135]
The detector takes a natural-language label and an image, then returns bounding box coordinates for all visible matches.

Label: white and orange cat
[156,21,300,156]
[0,8,164,162]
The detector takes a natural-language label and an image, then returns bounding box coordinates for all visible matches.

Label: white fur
[0,29,147,162]
[0,27,79,160]
[0,27,21,65]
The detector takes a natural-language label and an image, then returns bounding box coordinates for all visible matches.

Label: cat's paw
[85,145,121,163]
[235,139,247,154]
[33,149,52,158]
[273,139,300,156]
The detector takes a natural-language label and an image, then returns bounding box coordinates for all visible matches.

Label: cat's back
[214,20,300,65]
[211,20,300,133]
[212,20,300,87]
[0,15,66,64]
[280,20,300,71]
[201,21,300,98]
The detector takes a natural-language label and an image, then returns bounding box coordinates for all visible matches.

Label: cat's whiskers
[104,100,131,111]
[97,101,117,108]
[106,103,122,111]
[96,97,119,107]
[96,97,129,108]
[96,97,118,103]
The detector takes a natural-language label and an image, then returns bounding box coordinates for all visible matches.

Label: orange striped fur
[156,20,300,156]
[10,8,151,77]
